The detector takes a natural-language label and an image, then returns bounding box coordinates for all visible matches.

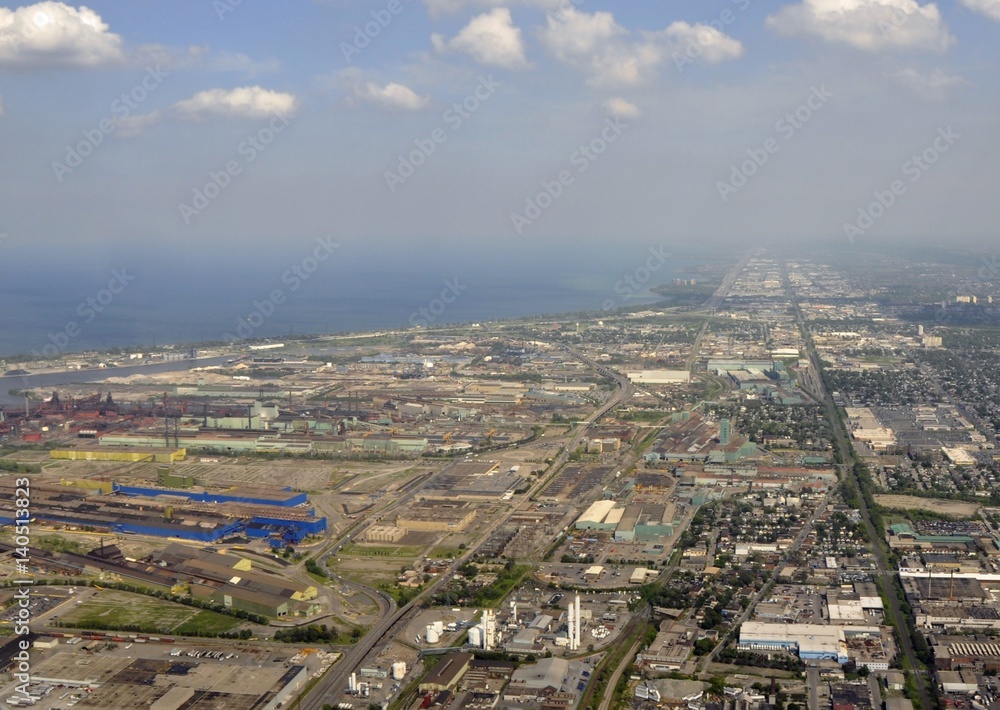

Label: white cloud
[651,22,744,65]
[431,8,531,69]
[0,1,124,68]
[338,69,431,111]
[892,67,967,99]
[114,110,163,138]
[766,0,954,52]
[173,86,298,121]
[540,7,625,63]
[603,97,641,119]
[539,7,743,87]
[114,86,298,136]
[422,0,576,18]
[959,0,1000,21]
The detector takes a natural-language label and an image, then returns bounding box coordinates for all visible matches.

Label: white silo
[426,625,440,644]
[432,620,444,634]
[392,661,407,680]
[468,625,483,648]
[483,609,497,651]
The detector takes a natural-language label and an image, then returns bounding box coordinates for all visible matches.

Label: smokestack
[568,601,575,651]
[575,593,581,650]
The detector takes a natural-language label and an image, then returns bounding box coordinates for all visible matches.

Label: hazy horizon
[2,0,999,356]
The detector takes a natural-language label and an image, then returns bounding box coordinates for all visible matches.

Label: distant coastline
[0,256,715,360]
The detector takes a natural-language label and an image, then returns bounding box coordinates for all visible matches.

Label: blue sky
[0,0,998,273]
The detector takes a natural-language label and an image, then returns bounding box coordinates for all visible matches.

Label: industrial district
[2,248,1000,710]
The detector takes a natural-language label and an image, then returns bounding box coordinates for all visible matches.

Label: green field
[341,543,423,557]
[58,590,241,635]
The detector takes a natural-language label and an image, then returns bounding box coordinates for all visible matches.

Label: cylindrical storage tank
[392,662,407,680]
[426,626,440,644]
[432,621,444,634]
[468,625,482,648]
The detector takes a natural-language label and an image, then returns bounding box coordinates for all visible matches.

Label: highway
[782,260,932,710]
[702,247,756,312]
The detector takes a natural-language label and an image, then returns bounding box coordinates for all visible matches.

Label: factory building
[574,501,620,531]
[159,544,317,617]
[51,446,186,464]
[418,652,473,693]
[345,434,429,454]
[624,370,691,385]
[397,500,476,532]
[113,483,307,507]
[613,504,673,543]
[157,467,195,488]
[99,430,314,454]
[738,622,857,664]
[587,438,621,454]
[0,480,324,547]
[365,525,407,543]
[504,658,571,702]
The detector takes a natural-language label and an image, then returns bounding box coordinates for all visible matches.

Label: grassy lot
[57,590,240,635]
[340,543,424,557]
[874,494,981,517]
[173,611,243,635]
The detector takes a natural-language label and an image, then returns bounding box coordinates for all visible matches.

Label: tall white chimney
[575,593,581,650]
